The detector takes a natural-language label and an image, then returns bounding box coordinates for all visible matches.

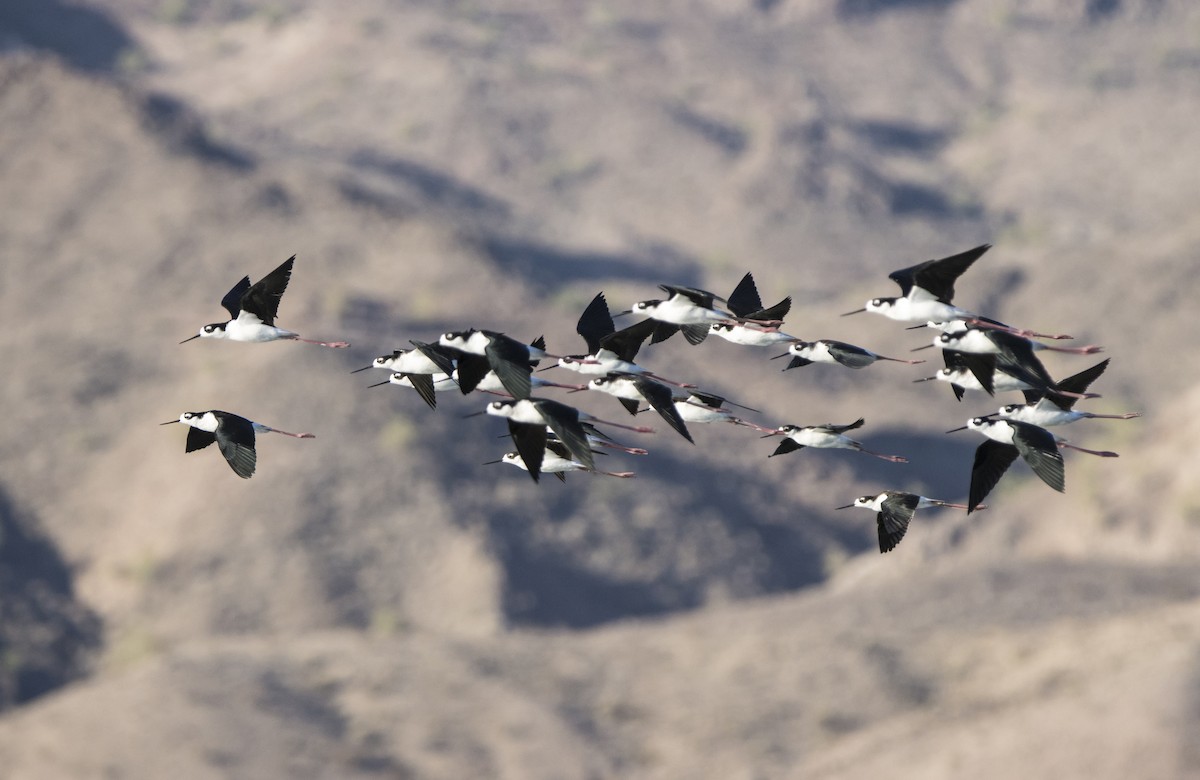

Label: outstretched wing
[633,377,693,443]
[969,440,1019,513]
[876,495,918,554]
[822,418,866,435]
[185,427,216,452]
[507,421,546,483]
[219,276,252,319]
[240,255,295,326]
[769,438,805,457]
[600,318,657,362]
[485,336,535,399]
[214,415,257,479]
[1011,423,1065,493]
[889,244,990,303]
[726,273,764,317]
[825,341,878,369]
[576,293,615,354]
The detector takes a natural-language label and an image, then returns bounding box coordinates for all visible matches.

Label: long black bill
[350,365,374,374]
[159,419,180,425]
[945,425,969,433]
[841,308,866,316]
[179,334,201,344]
[833,504,855,510]
[913,376,937,383]
[367,380,391,388]
[911,343,936,352]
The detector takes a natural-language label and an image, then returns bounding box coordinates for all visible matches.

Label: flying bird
[764,418,908,462]
[774,339,925,370]
[844,244,991,323]
[836,491,977,553]
[161,410,314,479]
[947,417,1118,513]
[181,255,349,348]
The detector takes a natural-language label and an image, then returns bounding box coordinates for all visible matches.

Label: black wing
[618,397,642,416]
[533,399,595,471]
[889,244,990,302]
[240,255,295,326]
[681,324,710,345]
[649,322,681,345]
[969,440,1019,513]
[219,276,252,319]
[599,318,657,362]
[945,350,997,396]
[576,293,616,354]
[213,413,257,479]
[687,391,727,409]
[410,340,457,376]
[1010,423,1065,493]
[659,284,723,307]
[727,273,764,317]
[633,377,693,443]
[185,427,216,452]
[824,340,878,369]
[784,356,813,370]
[454,354,492,395]
[507,421,546,483]
[822,418,866,435]
[403,373,438,410]
[876,494,919,553]
[485,336,535,399]
[769,438,804,457]
[746,297,791,323]
[1045,358,1111,410]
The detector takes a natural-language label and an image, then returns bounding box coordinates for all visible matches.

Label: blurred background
[1,0,1199,777]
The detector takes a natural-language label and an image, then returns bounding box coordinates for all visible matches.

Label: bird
[669,390,778,434]
[626,284,782,345]
[180,255,350,348]
[947,417,1118,513]
[553,316,694,387]
[708,273,796,347]
[439,330,555,399]
[931,322,1102,360]
[485,441,637,481]
[583,373,695,443]
[843,244,991,323]
[994,359,1141,426]
[366,371,458,409]
[160,410,314,479]
[773,339,926,370]
[836,491,976,553]
[763,418,908,462]
[478,397,653,482]
[350,340,457,376]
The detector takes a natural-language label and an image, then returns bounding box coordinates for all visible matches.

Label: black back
[824,340,877,369]
[219,276,252,319]
[659,283,723,308]
[483,333,536,399]
[507,421,546,482]
[632,376,693,443]
[1010,422,1065,493]
[599,318,657,362]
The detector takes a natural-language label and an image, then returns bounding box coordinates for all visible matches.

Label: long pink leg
[261,426,316,439]
[877,355,927,365]
[856,447,908,463]
[293,336,351,348]
[732,419,782,434]
[1042,344,1104,355]
[590,469,637,478]
[584,416,655,434]
[1082,412,1141,420]
[1059,442,1119,457]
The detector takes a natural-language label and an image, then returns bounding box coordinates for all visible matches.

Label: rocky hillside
[1,0,1199,776]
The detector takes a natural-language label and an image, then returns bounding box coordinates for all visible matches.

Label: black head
[1000,404,1020,414]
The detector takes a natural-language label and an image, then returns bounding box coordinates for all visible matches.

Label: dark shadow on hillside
[346,150,511,220]
[0,487,101,710]
[837,0,961,16]
[0,0,134,73]
[473,235,702,294]
[138,92,256,171]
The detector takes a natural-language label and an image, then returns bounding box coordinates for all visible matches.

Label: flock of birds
[164,245,1140,553]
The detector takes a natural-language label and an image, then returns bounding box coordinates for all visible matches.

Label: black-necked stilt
[180,255,349,348]
[843,244,990,322]
[947,417,1118,513]
[835,491,976,553]
[456,367,587,396]
[583,373,695,443]
[626,284,781,345]
[160,410,314,479]
[994,359,1141,426]
[670,390,778,433]
[709,273,796,347]
[367,371,457,409]
[485,440,636,481]
[480,397,653,482]
[553,317,695,387]
[932,324,1102,359]
[763,418,908,462]
[439,330,556,399]
[351,340,456,376]
[773,339,925,370]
